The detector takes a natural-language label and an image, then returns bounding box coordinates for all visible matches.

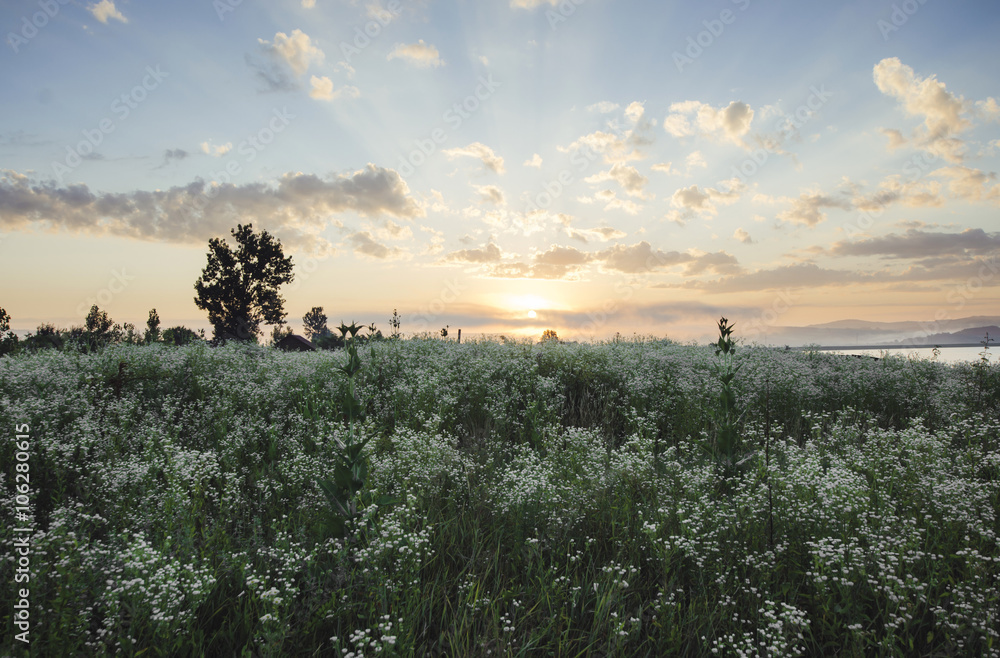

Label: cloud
[156,149,188,168]
[553,213,626,243]
[523,153,543,168]
[734,228,753,244]
[591,189,641,215]
[873,57,972,163]
[587,101,620,114]
[560,102,655,164]
[474,184,505,205]
[560,131,640,163]
[777,192,851,226]
[251,29,324,91]
[880,127,907,150]
[0,165,423,253]
[387,40,444,68]
[200,141,232,157]
[88,0,127,24]
[932,165,1000,203]
[510,0,558,8]
[668,263,869,292]
[830,228,1000,259]
[302,0,316,7]
[664,100,755,147]
[624,101,645,123]
[585,163,649,198]
[347,231,407,260]
[442,240,503,264]
[596,241,741,276]
[651,162,675,174]
[851,175,944,211]
[686,151,706,170]
[443,142,505,174]
[259,29,324,77]
[670,179,744,217]
[309,75,360,101]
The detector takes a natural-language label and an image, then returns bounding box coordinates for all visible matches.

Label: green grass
[1,338,998,656]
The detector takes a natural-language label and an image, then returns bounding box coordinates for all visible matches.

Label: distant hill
[892,326,1000,346]
[749,316,1000,347]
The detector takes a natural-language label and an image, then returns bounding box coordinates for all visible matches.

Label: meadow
[1,335,999,656]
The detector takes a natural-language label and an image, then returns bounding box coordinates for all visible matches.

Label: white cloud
[387,40,444,68]
[874,57,971,163]
[686,151,707,170]
[509,0,558,8]
[664,100,755,147]
[879,127,907,150]
[309,75,359,101]
[258,29,324,77]
[624,101,645,123]
[523,153,543,168]
[443,142,505,174]
[733,228,753,244]
[670,180,745,217]
[200,141,232,157]
[587,101,620,114]
[777,192,852,226]
[933,165,1000,204]
[474,184,505,205]
[651,162,675,174]
[88,0,127,24]
[585,163,650,198]
[559,130,643,164]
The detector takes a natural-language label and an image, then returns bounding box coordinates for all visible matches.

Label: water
[826,345,991,364]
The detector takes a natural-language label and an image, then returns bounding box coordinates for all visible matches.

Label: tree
[0,307,19,356]
[162,326,201,346]
[85,304,114,336]
[271,324,293,346]
[302,306,330,340]
[193,224,294,342]
[144,309,161,344]
[84,304,123,347]
[541,329,559,343]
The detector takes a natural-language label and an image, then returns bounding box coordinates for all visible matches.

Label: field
[2,337,999,656]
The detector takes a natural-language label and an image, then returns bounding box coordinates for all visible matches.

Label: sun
[527,310,537,319]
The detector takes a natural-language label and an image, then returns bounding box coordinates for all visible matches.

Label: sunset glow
[2,1,998,342]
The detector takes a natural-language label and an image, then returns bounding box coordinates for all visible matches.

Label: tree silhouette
[144,308,161,344]
[194,224,294,342]
[302,306,330,340]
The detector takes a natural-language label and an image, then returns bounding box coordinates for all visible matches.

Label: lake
[825,345,992,364]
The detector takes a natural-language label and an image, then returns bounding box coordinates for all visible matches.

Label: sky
[1,0,999,343]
